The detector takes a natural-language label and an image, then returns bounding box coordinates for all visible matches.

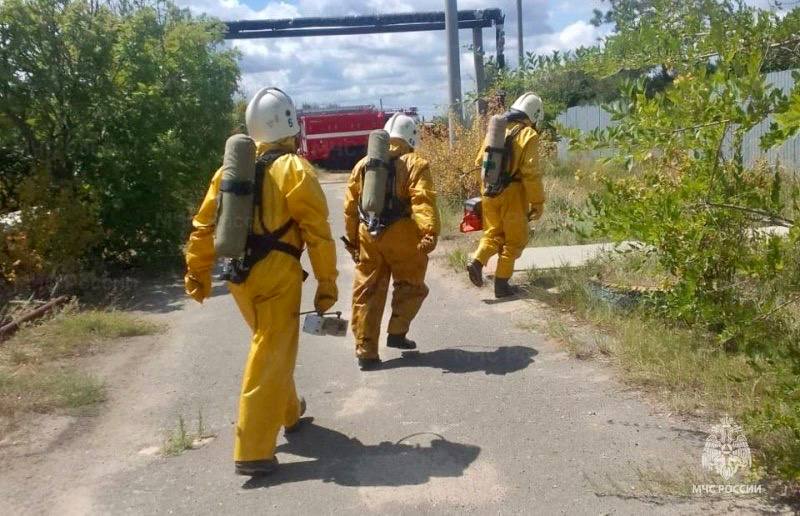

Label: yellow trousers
[474,183,529,279]
[352,218,429,359]
[227,252,304,462]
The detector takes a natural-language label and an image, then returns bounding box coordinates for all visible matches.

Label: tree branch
[696,202,795,227]
[670,119,732,134]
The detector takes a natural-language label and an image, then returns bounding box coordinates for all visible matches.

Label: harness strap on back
[222,152,308,284]
[358,157,410,236]
[220,180,254,195]
[244,219,302,264]
[502,124,525,180]
[484,124,525,197]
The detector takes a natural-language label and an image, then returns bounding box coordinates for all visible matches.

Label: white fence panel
[556,70,799,171]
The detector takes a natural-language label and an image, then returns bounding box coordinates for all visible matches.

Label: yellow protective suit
[343,141,440,359]
[185,138,337,465]
[473,120,544,279]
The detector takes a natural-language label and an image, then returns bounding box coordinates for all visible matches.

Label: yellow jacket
[344,142,440,244]
[186,140,337,285]
[476,120,545,207]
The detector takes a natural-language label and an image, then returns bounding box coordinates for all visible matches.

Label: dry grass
[525,259,767,415]
[418,118,485,205]
[162,409,214,457]
[445,247,471,272]
[0,367,105,414]
[532,154,606,247]
[522,255,800,484]
[0,307,162,419]
[437,198,465,237]
[3,307,161,364]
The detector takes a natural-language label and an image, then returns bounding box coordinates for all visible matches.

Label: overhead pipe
[225,9,504,34]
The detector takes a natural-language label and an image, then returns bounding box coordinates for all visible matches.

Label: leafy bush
[0,0,239,282]
[572,1,800,351]
[555,0,800,482]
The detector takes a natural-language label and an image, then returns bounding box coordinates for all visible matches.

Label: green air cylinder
[482,114,508,190]
[361,130,390,216]
[214,134,257,259]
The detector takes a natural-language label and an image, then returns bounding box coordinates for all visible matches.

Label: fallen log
[0,295,70,341]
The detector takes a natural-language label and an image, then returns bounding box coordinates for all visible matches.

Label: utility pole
[516,0,523,67]
[472,27,487,116]
[444,0,462,148]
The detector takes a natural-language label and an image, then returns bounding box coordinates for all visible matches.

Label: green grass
[163,415,194,456]
[59,310,161,339]
[0,367,105,415]
[162,409,213,457]
[0,309,162,420]
[4,309,162,362]
[438,198,464,237]
[529,156,603,247]
[522,255,800,485]
[446,247,470,272]
[544,319,600,360]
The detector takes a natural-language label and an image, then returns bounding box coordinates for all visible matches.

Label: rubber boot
[358,357,381,371]
[284,397,307,434]
[235,457,278,477]
[387,333,417,350]
[466,259,484,287]
[494,277,519,298]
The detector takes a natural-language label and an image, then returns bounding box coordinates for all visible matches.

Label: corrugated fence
[556,69,799,171]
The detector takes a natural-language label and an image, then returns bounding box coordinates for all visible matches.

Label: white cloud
[175,0,607,116]
[531,20,607,56]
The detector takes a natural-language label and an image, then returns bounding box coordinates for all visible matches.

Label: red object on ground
[298,106,417,166]
[460,197,483,233]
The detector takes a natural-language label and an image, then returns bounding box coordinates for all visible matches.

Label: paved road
[2,181,744,515]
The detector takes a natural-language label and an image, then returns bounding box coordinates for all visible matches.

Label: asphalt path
[2,180,745,515]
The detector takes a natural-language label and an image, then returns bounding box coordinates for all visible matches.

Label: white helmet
[245,87,299,143]
[510,92,544,126]
[384,113,418,148]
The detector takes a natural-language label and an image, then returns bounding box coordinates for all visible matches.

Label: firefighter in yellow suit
[343,113,440,370]
[184,88,338,477]
[467,93,546,298]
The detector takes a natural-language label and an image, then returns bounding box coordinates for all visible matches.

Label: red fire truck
[298,106,417,168]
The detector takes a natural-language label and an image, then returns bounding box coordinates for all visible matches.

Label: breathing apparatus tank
[361,130,391,216]
[481,114,508,193]
[214,134,257,259]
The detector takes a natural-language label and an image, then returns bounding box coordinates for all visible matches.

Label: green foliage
[766,71,800,146]
[564,1,800,481]
[482,50,674,131]
[484,51,617,123]
[0,0,239,277]
[590,0,658,31]
[574,1,800,349]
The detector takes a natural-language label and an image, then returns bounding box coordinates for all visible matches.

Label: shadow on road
[378,346,537,375]
[129,280,229,314]
[243,423,480,489]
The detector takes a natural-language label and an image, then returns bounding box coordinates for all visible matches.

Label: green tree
[570,0,800,479]
[482,49,674,126]
[0,0,239,276]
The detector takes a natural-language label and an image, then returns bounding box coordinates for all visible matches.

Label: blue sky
[176,0,776,117]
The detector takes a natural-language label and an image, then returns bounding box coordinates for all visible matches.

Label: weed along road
[1,181,751,515]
